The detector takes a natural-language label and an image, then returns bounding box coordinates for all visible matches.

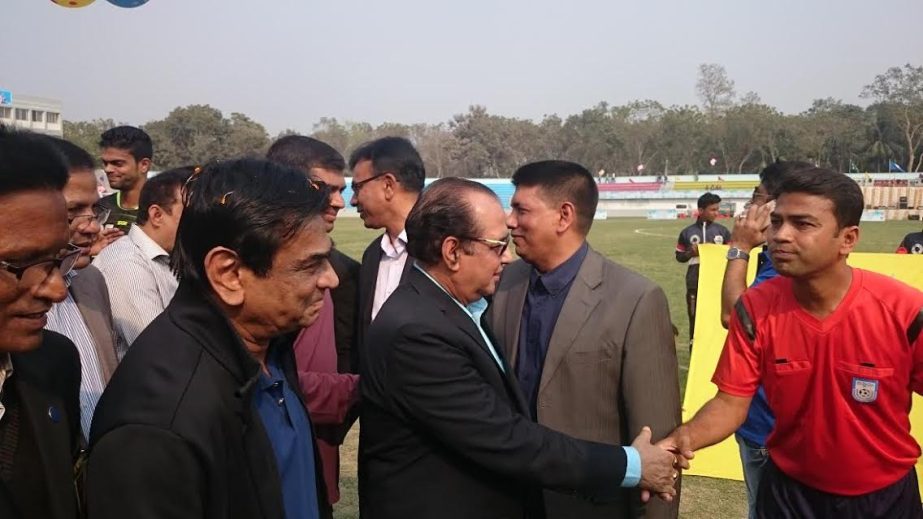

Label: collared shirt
[252,348,320,519]
[45,272,106,441]
[93,224,179,353]
[514,243,640,488]
[0,354,12,421]
[516,242,588,418]
[414,264,505,371]
[371,230,408,321]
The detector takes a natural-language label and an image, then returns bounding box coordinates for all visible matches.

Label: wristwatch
[726,247,750,261]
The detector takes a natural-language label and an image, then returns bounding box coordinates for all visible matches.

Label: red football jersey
[713,268,923,496]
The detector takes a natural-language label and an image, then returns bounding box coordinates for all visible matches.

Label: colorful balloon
[106,0,149,7]
[50,0,96,7]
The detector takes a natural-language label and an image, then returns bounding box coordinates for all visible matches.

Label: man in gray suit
[487,160,682,519]
[45,137,122,441]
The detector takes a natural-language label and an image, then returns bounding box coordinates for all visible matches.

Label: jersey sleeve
[909,308,923,395]
[675,228,692,262]
[712,298,762,396]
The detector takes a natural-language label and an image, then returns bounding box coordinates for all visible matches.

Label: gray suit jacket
[487,246,682,519]
[69,265,120,383]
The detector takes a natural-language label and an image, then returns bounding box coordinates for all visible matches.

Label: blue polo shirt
[734,250,777,446]
[252,348,320,519]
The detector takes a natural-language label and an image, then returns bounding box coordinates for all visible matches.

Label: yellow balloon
[50,0,96,7]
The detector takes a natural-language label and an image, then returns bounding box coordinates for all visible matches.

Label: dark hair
[773,168,864,229]
[697,192,721,209]
[266,135,346,174]
[511,160,599,234]
[348,136,425,193]
[137,166,196,226]
[759,160,814,196]
[99,125,153,162]
[46,136,95,172]
[406,178,500,266]
[172,158,329,287]
[0,125,68,197]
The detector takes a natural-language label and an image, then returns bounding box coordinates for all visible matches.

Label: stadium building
[0,88,63,137]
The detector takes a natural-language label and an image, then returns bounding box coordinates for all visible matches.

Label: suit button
[47,406,61,423]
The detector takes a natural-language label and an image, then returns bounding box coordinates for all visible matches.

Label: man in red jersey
[660,168,923,518]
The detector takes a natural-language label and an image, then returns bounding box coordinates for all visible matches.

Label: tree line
[64,63,923,177]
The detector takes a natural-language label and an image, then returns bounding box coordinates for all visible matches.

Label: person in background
[92,166,194,350]
[98,126,153,234]
[675,192,730,345]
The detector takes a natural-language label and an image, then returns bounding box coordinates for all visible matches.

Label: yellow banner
[683,244,923,490]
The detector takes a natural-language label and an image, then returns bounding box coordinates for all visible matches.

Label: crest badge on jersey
[714,235,724,244]
[851,377,879,403]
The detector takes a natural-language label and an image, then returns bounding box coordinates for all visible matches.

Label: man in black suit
[87,159,337,519]
[360,178,680,519]
[348,137,424,361]
[0,126,83,519]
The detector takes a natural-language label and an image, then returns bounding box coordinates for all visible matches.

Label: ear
[557,201,578,233]
[441,236,462,273]
[147,204,164,228]
[203,247,245,307]
[138,157,152,175]
[382,173,397,201]
[839,225,860,256]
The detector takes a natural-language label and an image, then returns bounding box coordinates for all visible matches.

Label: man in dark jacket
[86,159,338,519]
[0,125,83,519]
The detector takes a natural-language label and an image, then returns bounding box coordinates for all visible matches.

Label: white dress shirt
[371,229,409,321]
[93,225,179,351]
[45,274,106,442]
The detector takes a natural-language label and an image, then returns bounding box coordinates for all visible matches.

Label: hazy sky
[3,0,921,134]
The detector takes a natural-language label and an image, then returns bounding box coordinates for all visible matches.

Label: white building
[0,89,63,137]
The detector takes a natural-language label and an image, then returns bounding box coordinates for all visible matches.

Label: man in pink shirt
[267,136,361,508]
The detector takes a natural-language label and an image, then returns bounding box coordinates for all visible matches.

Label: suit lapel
[69,279,118,383]
[538,250,604,394]
[358,236,384,331]
[482,320,530,414]
[410,270,506,380]
[501,265,530,368]
[16,379,75,519]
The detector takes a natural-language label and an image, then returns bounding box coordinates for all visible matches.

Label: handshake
[631,426,694,503]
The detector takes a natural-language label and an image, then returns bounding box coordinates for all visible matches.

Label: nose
[506,211,517,229]
[349,191,358,208]
[500,245,513,265]
[329,191,345,210]
[769,220,791,244]
[318,260,340,291]
[34,267,68,304]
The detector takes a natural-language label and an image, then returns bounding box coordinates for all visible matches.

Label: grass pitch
[329,216,922,519]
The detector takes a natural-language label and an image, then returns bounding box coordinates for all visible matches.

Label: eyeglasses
[464,234,512,257]
[68,205,110,231]
[0,243,83,284]
[350,173,388,194]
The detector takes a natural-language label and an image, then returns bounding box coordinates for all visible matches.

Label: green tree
[862,64,923,172]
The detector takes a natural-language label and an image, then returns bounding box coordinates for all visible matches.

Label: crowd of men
[0,122,922,519]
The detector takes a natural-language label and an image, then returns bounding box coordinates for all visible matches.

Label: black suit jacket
[86,284,331,519]
[355,234,413,368]
[329,248,360,375]
[0,330,82,519]
[359,268,627,519]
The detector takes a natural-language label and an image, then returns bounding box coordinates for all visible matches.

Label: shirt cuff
[621,446,641,488]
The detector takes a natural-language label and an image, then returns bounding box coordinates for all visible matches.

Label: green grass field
[329,216,922,519]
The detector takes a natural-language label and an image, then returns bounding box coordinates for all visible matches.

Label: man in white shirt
[93,167,194,350]
[349,137,425,358]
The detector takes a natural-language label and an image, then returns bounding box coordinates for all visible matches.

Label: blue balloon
[106,0,149,7]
